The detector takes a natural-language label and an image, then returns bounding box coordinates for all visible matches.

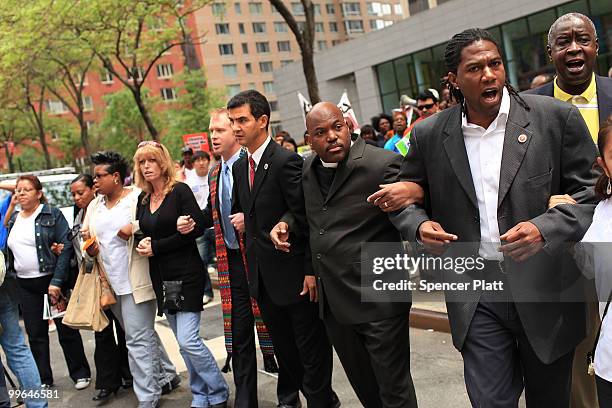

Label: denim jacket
[6,204,73,288]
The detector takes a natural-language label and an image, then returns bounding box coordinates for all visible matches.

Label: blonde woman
[81,151,179,408]
[133,141,229,408]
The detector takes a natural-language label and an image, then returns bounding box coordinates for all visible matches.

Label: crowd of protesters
[0,10,612,408]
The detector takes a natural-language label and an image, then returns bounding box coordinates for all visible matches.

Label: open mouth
[565,59,585,73]
[481,88,499,103]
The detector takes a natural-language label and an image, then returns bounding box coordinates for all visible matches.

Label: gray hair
[548,13,598,46]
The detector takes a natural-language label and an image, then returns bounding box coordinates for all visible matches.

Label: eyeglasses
[418,103,435,110]
[94,172,110,179]
[138,140,162,149]
[15,188,35,194]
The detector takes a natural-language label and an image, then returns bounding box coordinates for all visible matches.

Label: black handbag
[162,281,184,314]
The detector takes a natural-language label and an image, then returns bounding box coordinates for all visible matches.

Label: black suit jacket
[231,139,311,306]
[393,94,599,364]
[291,138,412,324]
[525,75,612,127]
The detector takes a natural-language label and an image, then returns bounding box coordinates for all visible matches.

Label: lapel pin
[518,134,527,144]
[264,163,269,170]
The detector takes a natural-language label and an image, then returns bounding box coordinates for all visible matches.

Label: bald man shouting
[271,102,419,408]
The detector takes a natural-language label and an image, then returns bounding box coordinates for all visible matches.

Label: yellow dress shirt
[554,74,599,142]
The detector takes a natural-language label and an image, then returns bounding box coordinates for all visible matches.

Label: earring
[115,179,119,185]
[607,178,611,195]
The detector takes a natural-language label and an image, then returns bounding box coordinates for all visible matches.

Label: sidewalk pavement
[6,288,473,408]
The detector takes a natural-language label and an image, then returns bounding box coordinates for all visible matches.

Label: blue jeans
[0,297,47,408]
[196,229,215,297]
[165,312,228,408]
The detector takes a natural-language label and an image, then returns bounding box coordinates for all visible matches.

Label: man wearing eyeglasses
[416,90,440,120]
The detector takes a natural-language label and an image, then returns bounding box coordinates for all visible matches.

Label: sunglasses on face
[418,103,435,110]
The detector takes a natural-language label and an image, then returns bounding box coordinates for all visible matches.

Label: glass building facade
[376,0,612,114]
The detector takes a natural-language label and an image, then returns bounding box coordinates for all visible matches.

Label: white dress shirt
[462,87,510,260]
[248,136,272,171]
[218,149,242,204]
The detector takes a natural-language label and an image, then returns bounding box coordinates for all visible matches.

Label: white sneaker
[75,378,91,390]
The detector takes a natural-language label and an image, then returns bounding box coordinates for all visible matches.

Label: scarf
[210,161,278,373]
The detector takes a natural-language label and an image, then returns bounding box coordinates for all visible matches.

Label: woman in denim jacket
[6,175,90,390]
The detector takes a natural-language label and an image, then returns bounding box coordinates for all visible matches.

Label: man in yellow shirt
[526,12,612,408]
[527,12,611,143]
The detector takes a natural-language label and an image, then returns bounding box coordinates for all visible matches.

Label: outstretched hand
[270,222,291,253]
[418,221,458,255]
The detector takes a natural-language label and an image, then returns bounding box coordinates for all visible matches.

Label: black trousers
[462,301,574,407]
[257,277,335,408]
[323,304,417,408]
[597,375,612,408]
[94,308,132,389]
[17,275,91,385]
[227,248,299,408]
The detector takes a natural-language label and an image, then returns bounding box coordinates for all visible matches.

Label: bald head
[306,102,351,163]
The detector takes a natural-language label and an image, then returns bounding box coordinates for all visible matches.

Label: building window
[215,23,230,34]
[83,96,94,112]
[245,63,252,73]
[332,39,342,46]
[277,41,291,52]
[238,23,245,34]
[274,22,287,32]
[242,43,249,54]
[101,69,113,84]
[248,82,256,89]
[160,88,177,102]
[249,2,262,14]
[45,100,68,114]
[86,120,95,130]
[223,64,238,77]
[317,40,327,50]
[234,2,241,13]
[370,19,383,30]
[252,22,266,33]
[314,4,321,15]
[381,4,391,15]
[263,81,274,94]
[270,101,278,112]
[156,63,174,79]
[291,2,304,15]
[219,43,234,55]
[345,20,364,33]
[329,22,338,32]
[367,2,379,15]
[342,2,361,16]
[128,67,144,81]
[227,84,241,97]
[326,3,335,14]
[394,4,402,14]
[314,22,324,32]
[212,3,226,15]
[259,61,273,72]
[256,42,270,53]
[408,0,428,15]
[281,60,294,67]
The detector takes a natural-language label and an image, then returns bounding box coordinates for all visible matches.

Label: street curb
[409,308,451,333]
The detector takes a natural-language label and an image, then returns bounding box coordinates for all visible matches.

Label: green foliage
[96,89,162,160]
[164,69,225,158]
[14,146,51,172]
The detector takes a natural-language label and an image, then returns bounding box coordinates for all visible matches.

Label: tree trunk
[4,145,14,173]
[301,46,320,104]
[37,126,52,169]
[132,89,159,140]
[77,112,91,160]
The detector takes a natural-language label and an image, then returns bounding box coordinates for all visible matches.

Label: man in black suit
[178,108,300,408]
[394,28,599,407]
[227,90,338,408]
[525,13,611,407]
[270,102,418,408]
[526,12,612,141]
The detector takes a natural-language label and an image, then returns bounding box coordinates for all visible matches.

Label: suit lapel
[324,138,363,204]
[247,140,274,211]
[497,98,532,208]
[302,155,324,204]
[442,107,478,209]
[596,75,612,128]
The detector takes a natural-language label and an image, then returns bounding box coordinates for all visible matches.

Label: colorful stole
[210,162,278,373]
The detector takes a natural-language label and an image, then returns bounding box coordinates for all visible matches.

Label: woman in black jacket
[133,141,229,408]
